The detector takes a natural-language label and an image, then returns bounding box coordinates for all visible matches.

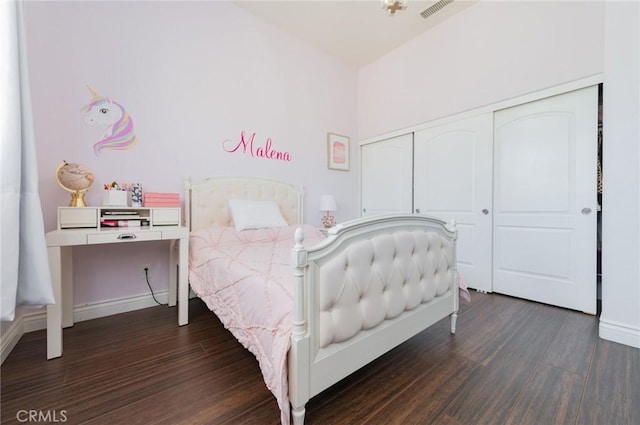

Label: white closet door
[414,113,493,292]
[493,86,598,313]
[360,134,413,217]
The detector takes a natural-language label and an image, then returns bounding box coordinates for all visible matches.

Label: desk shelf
[58,207,181,230]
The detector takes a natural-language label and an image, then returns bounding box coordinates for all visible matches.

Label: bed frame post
[184,177,192,230]
[290,227,309,425]
[447,219,459,335]
[291,228,307,338]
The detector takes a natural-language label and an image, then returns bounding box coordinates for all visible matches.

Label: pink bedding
[188,225,324,425]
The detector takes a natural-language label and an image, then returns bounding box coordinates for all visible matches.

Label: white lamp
[320,195,337,228]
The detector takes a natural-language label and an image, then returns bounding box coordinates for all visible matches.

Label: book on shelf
[102,214,141,218]
[143,192,180,207]
[103,211,140,215]
[143,201,181,207]
[102,212,141,220]
[100,219,147,228]
[144,192,180,200]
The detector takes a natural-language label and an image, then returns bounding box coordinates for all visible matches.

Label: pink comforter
[188,225,324,425]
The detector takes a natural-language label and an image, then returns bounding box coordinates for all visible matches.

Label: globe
[55,161,95,207]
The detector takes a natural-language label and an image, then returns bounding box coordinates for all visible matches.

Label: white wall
[358,1,603,139]
[358,1,639,348]
[600,0,640,347]
[22,1,359,306]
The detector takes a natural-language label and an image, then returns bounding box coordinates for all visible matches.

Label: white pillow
[228,199,288,231]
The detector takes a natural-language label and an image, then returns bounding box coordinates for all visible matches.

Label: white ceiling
[232,0,476,67]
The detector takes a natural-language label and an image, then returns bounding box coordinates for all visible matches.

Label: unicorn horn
[86,85,100,100]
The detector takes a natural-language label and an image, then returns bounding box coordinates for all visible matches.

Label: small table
[45,207,189,359]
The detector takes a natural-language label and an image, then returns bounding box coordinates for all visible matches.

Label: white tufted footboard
[289,214,458,425]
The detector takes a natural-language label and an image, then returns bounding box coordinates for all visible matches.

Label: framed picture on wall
[327,132,350,171]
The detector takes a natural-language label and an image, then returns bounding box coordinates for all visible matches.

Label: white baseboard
[599,319,640,349]
[1,318,25,365]
[73,291,170,325]
[1,291,170,364]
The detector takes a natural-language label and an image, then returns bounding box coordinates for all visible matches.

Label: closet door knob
[482,209,489,215]
[415,208,421,214]
[581,207,592,215]
[363,208,367,213]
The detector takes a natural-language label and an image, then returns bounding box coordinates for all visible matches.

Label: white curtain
[1,0,54,321]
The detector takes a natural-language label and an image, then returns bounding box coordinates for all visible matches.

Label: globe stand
[69,191,87,207]
[55,160,94,208]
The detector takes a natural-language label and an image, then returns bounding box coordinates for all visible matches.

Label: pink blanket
[188,225,324,425]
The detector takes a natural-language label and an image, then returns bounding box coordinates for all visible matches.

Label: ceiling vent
[420,0,454,19]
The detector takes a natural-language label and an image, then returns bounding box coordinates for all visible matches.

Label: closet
[360,133,413,217]
[413,113,493,293]
[360,85,599,314]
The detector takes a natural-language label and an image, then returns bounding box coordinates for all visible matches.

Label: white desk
[45,207,189,359]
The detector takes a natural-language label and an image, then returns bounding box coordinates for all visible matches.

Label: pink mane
[83,97,138,156]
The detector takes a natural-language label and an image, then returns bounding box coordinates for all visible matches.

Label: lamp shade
[320,195,337,212]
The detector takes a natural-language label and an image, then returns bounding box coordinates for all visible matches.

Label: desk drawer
[152,208,181,226]
[87,231,162,244]
[59,208,98,229]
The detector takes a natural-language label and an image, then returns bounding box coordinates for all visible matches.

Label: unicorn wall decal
[82,85,138,155]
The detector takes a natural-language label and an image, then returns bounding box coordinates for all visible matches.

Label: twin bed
[181,176,460,425]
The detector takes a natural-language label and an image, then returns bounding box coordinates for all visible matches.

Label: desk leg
[47,246,74,359]
[178,237,189,326]
[47,246,62,359]
[168,240,177,307]
[61,246,74,328]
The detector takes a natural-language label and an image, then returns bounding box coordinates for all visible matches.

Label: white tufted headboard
[185,176,304,231]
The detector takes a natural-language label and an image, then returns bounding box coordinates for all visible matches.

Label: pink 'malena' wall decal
[223,130,291,162]
[82,85,138,156]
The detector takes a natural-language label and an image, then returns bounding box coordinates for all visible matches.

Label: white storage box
[103,190,128,206]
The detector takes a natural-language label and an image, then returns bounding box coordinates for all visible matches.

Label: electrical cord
[144,267,165,306]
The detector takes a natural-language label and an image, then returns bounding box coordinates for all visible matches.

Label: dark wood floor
[2,292,638,425]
